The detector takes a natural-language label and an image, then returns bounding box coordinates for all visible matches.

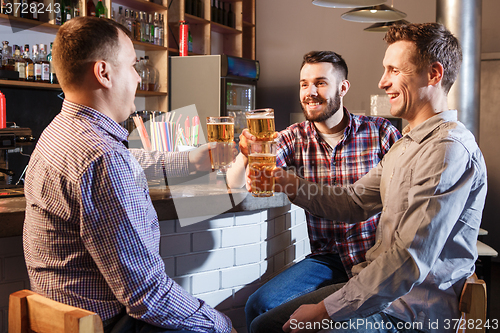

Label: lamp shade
[312,0,386,8]
[364,19,410,32]
[341,4,407,22]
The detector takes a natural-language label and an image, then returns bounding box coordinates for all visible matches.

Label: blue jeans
[245,253,348,331]
[250,283,423,333]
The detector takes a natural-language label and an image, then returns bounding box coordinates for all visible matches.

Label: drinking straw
[132,115,152,150]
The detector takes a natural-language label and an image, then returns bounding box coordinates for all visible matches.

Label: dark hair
[301,51,348,80]
[384,22,462,93]
[52,16,131,90]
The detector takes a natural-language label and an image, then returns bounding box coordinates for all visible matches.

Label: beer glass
[246,108,275,141]
[206,116,234,174]
[248,141,277,197]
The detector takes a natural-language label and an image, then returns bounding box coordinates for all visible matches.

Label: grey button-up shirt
[292,110,487,332]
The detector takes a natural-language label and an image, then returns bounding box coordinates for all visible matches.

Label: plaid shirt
[23,100,232,333]
[277,108,401,276]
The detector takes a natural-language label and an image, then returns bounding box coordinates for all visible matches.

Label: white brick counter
[0,204,309,333]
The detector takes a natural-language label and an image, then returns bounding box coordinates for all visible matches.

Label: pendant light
[312,0,386,8]
[341,3,406,23]
[364,19,410,32]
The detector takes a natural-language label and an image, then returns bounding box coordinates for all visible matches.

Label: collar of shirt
[61,100,130,145]
[307,107,359,142]
[403,110,458,143]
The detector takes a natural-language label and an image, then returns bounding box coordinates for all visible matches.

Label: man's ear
[94,60,112,88]
[429,61,444,86]
[339,79,350,98]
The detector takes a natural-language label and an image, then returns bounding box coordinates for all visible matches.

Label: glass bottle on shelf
[13,45,26,80]
[135,11,141,42]
[227,3,234,28]
[116,6,124,25]
[188,30,193,53]
[137,57,149,91]
[153,12,159,46]
[86,0,96,17]
[95,0,104,17]
[158,14,164,46]
[62,0,72,23]
[73,0,80,17]
[1,41,14,71]
[144,56,159,92]
[33,44,42,81]
[196,0,203,18]
[144,13,150,43]
[47,42,57,84]
[217,0,223,24]
[55,0,62,25]
[23,44,34,81]
[20,0,30,19]
[124,9,133,35]
[31,0,40,20]
[222,1,227,26]
[39,44,50,83]
[184,0,191,15]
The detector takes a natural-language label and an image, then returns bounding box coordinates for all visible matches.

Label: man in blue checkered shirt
[23,17,235,333]
[226,51,401,331]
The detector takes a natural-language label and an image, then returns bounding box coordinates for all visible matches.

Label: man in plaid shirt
[226,51,401,331]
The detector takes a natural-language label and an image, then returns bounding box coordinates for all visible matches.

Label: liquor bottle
[134,11,141,41]
[39,44,50,83]
[1,0,13,15]
[13,45,26,80]
[86,0,95,17]
[140,12,147,42]
[1,41,15,71]
[20,0,30,19]
[31,0,40,20]
[146,13,153,43]
[116,6,124,25]
[153,12,159,46]
[95,0,104,17]
[184,0,191,15]
[196,0,203,18]
[221,1,227,26]
[188,30,193,53]
[55,0,62,25]
[33,44,42,81]
[227,2,234,28]
[158,13,164,46]
[124,9,132,34]
[47,42,57,84]
[191,0,197,17]
[144,56,159,92]
[72,0,80,17]
[62,0,72,23]
[23,44,34,81]
[211,0,216,22]
[217,0,223,24]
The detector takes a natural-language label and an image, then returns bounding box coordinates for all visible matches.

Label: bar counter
[0,175,290,238]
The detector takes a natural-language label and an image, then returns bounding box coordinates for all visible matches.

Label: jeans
[105,312,198,333]
[245,253,348,332]
[250,283,423,333]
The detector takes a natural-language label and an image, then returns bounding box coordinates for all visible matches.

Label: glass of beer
[248,141,277,197]
[246,108,275,141]
[207,116,234,174]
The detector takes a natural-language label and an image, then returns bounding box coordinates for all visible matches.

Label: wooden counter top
[0,173,289,238]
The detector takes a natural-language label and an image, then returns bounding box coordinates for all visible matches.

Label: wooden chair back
[458,273,487,333]
[8,290,103,333]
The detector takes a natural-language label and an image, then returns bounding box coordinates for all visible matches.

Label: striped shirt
[277,109,401,276]
[23,100,232,333]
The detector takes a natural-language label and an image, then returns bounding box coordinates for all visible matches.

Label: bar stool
[458,273,487,333]
[8,289,103,333]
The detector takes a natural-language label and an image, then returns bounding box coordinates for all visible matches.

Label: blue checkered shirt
[23,100,232,333]
[277,109,401,277]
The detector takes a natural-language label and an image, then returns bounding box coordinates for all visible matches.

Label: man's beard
[301,90,342,123]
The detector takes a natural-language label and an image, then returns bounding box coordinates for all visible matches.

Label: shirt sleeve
[79,151,231,333]
[319,139,482,320]
[129,149,190,179]
[378,118,402,155]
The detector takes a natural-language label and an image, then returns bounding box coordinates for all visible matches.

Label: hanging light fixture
[341,4,406,23]
[312,0,386,8]
[364,19,410,32]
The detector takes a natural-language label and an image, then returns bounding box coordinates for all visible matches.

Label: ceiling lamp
[364,19,410,32]
[311,0,386,8]
[341,4,407,23]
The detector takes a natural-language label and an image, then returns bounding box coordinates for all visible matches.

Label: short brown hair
[301,51,348,80]
[384,22,462,93]
[53,16,131,90]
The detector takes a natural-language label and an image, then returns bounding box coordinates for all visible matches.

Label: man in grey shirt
[250,23,487,333]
